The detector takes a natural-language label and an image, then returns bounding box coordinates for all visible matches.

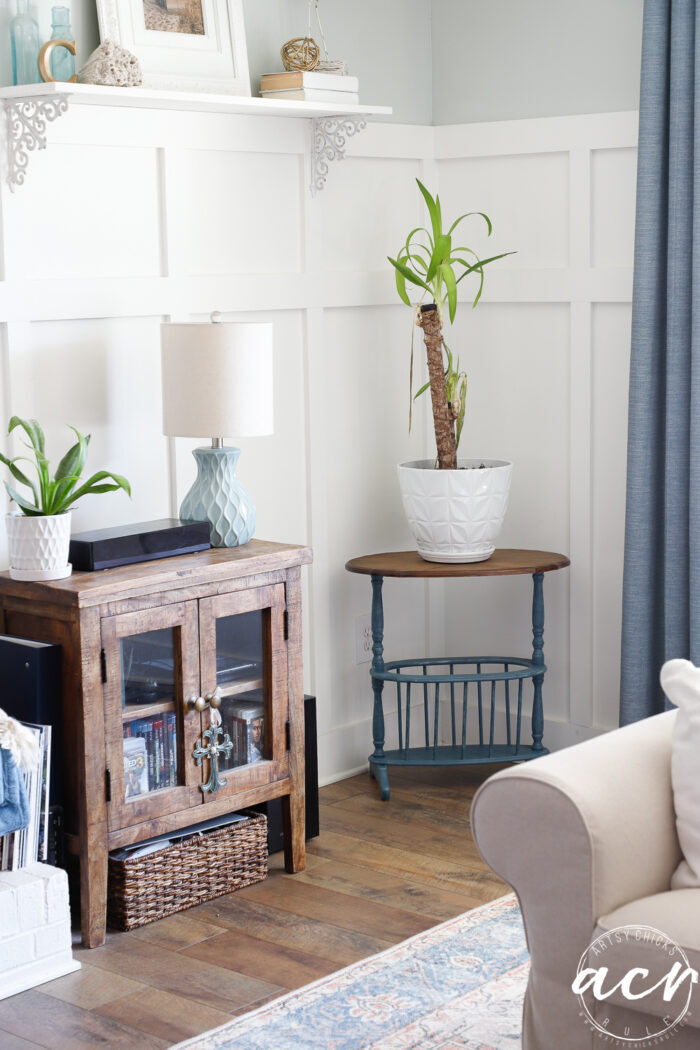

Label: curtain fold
[620,0,700,724]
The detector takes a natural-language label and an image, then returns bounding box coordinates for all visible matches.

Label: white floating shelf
[1,82,392,194]
[0,80,392,120]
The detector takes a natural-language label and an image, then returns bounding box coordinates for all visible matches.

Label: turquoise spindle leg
[450,664,456,745]
[405,682,411,758]
[477,664,483,745]
[433,682,439,759]
[531,571,545,751]
[423,666,429,745]
[369,574,390,799]
[461,681,468,758]
[397,682,403,753]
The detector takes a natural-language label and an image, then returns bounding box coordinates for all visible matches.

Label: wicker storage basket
[107,811,268,931]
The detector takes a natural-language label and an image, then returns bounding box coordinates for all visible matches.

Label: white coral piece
[0,708,40,771]
[78,40,143,87]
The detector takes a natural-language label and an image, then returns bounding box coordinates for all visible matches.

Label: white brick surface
[34,918,71,960]
[0,882,18,938]
[0,871,45,930]
[26,864,69,925]
[0,864,79,997]
[0,930,34,974]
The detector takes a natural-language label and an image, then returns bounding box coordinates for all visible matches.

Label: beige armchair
[471,710,700,1049]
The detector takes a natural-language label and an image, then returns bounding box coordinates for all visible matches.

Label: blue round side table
[345,549,570,801]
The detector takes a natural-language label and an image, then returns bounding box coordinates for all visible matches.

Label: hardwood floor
[0,764,508,1049]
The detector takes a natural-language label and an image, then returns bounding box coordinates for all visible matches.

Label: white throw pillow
[660,658,700,889]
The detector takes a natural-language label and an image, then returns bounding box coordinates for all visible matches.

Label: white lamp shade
[161,321,274,439]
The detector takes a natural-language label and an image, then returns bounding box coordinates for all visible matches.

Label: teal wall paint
[244,0,432,125]
[431,0,643,125]
[0,1,642,125]
[0,0,432,124]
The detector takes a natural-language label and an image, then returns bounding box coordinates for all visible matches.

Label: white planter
[6,512,72,581]
[397,459,513,564]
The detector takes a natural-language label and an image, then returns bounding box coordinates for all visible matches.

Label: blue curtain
[620,0,700,724]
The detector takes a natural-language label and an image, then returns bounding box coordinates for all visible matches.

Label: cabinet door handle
[186,687,222,713]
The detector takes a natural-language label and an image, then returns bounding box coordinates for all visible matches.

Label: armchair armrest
[471,711,680,1050]
[472,710,680,921]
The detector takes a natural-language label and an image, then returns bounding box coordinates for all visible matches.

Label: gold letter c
[38,40,78,84]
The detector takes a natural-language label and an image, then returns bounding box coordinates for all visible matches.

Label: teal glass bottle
[10,0,41,86]
[49,6,75,82]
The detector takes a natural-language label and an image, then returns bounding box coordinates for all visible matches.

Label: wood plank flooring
[0,764,508,1049]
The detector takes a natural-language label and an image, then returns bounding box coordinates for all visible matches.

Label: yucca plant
[1,416,131,516]
[388,180,513,470]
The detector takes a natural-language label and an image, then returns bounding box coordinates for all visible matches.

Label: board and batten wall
[0,104,636,781]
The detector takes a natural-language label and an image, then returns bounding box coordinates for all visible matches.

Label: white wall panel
[438,152,570,271]
[591,147,638,269]
[3,146,162,281]
[176,150,303,276]
[314,157,424,273]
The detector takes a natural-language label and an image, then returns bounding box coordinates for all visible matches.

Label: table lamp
[161,319,273,547]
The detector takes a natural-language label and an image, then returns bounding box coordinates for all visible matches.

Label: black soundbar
[69,518,211,571]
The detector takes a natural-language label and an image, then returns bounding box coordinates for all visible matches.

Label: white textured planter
[6,512,72,581]
[397,459,513,564]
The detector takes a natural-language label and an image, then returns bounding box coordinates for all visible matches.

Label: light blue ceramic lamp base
[180,446,256,548]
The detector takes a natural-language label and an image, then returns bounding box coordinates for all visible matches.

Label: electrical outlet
[355,615,373,664]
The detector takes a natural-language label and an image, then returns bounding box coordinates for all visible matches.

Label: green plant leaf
[66,470,131,507]
[404,227,430,256]
[448,211,493,237]
[394,267,411,307]
[48,474,82,514]
[4,482,40,516]
[416,179,442,246]
[388,256,431,293]
[440,262,458,323]
[8,416,45,455]
[455,250,517,283]
[55,427,90,481]
[0,452,39,506]
[413,380,430,400]
[455,374,468,451]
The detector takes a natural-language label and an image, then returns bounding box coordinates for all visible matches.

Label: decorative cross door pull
[192,688,230,795]
[193,719,233,794]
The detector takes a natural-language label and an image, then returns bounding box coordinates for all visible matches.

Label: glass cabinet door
[198,583,288,800]
[102,601,202,831]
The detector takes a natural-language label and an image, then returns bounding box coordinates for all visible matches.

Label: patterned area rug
[172,894,528,1050]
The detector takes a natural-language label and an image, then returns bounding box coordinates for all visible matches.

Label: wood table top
[0,538,312,607]
[345,549,570,579]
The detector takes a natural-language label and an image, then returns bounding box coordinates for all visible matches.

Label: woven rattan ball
[281,37,320,72]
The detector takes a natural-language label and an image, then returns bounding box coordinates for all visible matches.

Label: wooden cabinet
[0,540,312,947]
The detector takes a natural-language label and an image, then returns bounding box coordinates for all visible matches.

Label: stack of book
[0,721,51,870]
[260,71,359,105]
[123,711,178,796]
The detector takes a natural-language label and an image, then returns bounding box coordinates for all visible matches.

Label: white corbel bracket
[5,95,70,192]
[310,114,368,195]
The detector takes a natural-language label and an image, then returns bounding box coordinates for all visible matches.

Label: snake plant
[1,416,131,516]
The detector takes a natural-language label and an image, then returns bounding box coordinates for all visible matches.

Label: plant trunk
[420,304,457,470]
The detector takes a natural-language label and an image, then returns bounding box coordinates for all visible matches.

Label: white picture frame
[95,0,250,95]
